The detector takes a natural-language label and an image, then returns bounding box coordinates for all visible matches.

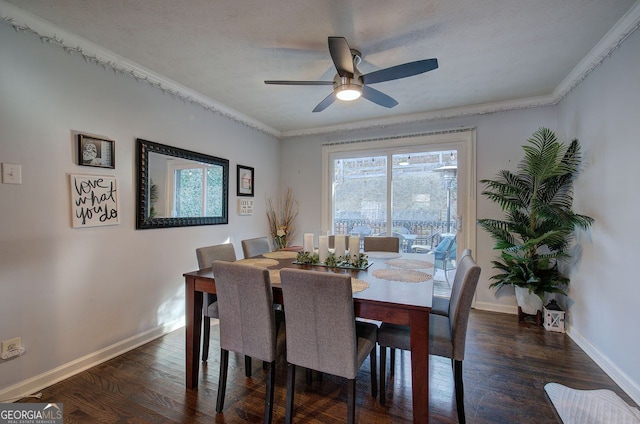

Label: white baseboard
[0,320,184,403]
[473,300,518,315]
[567,327,640,406]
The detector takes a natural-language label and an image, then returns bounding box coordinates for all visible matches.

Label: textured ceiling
[2,0,638,136]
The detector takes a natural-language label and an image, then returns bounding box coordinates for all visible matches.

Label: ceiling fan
[264,36,438,112]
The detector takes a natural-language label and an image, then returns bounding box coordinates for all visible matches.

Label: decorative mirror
[136,138,229,229]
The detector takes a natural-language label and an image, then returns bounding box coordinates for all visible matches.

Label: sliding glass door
[332,154,387,236]
[323,129,475,287]
[332,149,458,249]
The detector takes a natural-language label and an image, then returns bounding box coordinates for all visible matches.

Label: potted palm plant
[478,128,594,320]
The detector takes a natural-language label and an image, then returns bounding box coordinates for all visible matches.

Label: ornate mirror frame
[136,138,229,229]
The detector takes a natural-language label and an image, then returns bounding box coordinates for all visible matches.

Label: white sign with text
[237,198,254,215]
[70,174,119,228]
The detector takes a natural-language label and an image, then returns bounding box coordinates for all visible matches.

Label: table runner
[385,258,434,269]
[236,258,279,267]
[372,268,432,283]
[268,269,369,293]
[263,251,298,259]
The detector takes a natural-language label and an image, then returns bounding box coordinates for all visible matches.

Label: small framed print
[238,198,254,215]
[78,134,115,169]
[237,165,254,197]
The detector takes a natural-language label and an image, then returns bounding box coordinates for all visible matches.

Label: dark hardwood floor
[18,310,636,423]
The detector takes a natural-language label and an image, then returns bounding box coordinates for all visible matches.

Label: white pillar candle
[303,233,314,253]
[349,236,360,262]
[318,235,329,263]
[334,234,346,258]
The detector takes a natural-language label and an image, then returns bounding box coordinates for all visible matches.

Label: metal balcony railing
[332,219,452,252]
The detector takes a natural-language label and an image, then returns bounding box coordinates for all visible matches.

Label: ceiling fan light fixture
[335,84,362,101]
[266,36,438,112]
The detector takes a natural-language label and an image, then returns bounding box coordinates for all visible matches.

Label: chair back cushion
[434,248,473,316]
[211,260,276,362]
[363,236,400,252]
[196,243,237,269]
[279,268,359,379]
[196,243,237,318]
[241,237,272,258]
[447,253,481,360]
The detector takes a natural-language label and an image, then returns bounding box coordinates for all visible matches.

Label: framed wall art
[78,134,115,169]
[70,174,119,228]
[237,165,254,197]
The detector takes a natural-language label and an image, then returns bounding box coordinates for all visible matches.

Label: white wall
[0,21,280,397]
[557,28,640,401]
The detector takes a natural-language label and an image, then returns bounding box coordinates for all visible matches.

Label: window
[322,129,476,272]
[167,161,224,218]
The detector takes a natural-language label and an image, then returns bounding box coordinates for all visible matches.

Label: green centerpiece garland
[295,251,370,270]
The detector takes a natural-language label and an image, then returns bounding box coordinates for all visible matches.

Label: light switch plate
[2,163,22,184]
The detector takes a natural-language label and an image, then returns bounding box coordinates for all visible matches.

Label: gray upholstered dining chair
[377,252,481,424]
[195,243,237,362]
[431,248,472,317]
[241,236,272,257]
[210,260,277,424]
[241,235,285,354]
[363,236,400,252]
[279,268,378,424]
[376,246,466,372]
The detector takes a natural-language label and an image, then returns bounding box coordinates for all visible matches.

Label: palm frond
[477,128,594,297]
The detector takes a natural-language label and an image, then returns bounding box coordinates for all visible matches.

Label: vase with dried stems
[266,187,299,250]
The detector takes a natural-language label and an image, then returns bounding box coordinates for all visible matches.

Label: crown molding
[279,95,556,138]
[2,0,639,140]
[0,0,280,138]
[552,0,640,100]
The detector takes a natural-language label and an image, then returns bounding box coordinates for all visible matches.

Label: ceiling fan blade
[312,92,336,112]
[362,58,438,84]
[264,80,333,85]
[361,86,398,108]
[328,37,354,78]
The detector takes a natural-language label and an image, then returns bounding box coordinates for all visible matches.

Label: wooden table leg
[409,310,430,423]
[185,276,203,389]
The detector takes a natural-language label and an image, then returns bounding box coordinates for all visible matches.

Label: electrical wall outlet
[1,337,22,354]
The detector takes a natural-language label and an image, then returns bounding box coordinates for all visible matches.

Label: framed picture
[237,165,254,197]
[78,134,115,169]
[70,174,119,228]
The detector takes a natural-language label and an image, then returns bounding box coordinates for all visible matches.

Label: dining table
[183,250,434,423]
